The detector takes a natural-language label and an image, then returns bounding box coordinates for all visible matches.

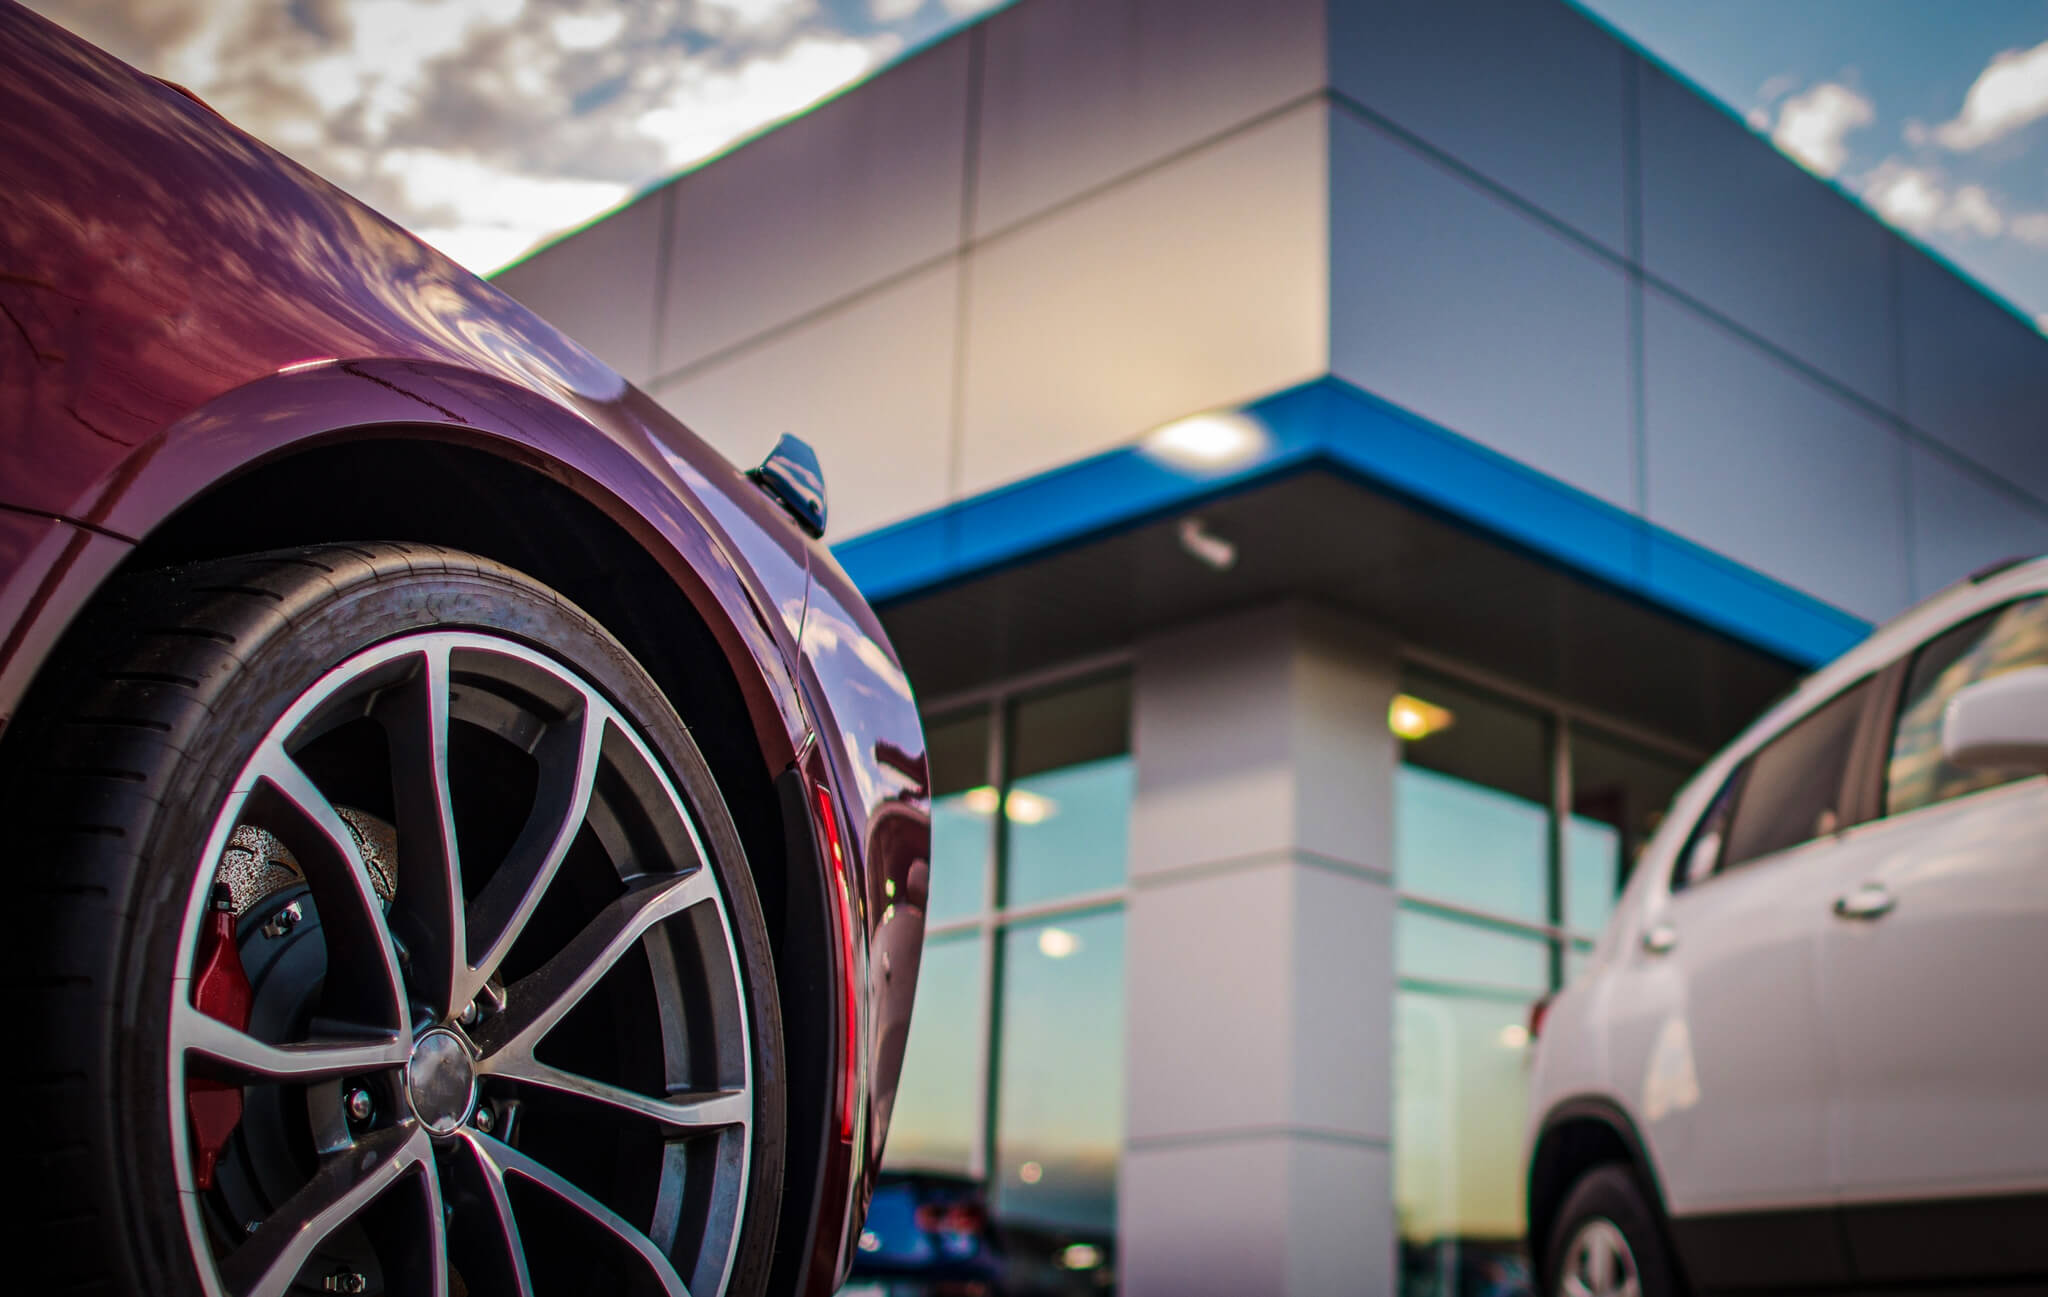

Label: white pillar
[1121,603,1400,1296]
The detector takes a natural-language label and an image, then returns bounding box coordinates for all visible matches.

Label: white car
[1524,556,2048,1297]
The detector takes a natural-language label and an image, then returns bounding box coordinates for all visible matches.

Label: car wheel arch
[1528,1095,1688,1296]
[9,406,847,1278]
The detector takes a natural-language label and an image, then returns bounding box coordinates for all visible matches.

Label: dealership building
[496,0,2048,1290]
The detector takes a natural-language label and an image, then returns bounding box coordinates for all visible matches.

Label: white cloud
[1769,81,1874,177]
[870,0,924,19]
[1861,161,2009,240]
[940,0,1002,13]
[2011,211,2048,246]
[1864,160,1946,232]
[635,33,893,170]
[550,10,624,50]
[698,0,815,40]
[1945,183,2004,238]
[1934,38,2048,151]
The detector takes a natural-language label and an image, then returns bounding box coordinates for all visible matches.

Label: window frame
[1873,594,2048,821]
[1667,674,1889,891]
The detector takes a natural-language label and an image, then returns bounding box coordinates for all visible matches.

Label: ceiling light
[1388,693,1455,741]
[1037,927,1079,959]
[1004,789,1056,824]
[1498,1023,1530,1050]
[1143,411,1267,470]
[961,786,1000,816]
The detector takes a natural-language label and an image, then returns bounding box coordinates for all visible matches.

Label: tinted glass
[1721,678,1872,869]
[1566,729,1695,934]
[1396,673,1552,925]
[925,709,993,923]
[1003,676,1133,906]
[1394,991,1535,1297]
[1672,762,1746,888]
[993,910,1124,1236]
[884,933,984,1173]
[1888,596,2048,816]
[1395,908,1551,995]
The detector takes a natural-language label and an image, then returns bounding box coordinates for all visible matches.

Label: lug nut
[260,900,303,939]
[345,1087,374,1123]
[323,1272,367,1294]
[459,1000,478,1026]
[473,1105,495,1134]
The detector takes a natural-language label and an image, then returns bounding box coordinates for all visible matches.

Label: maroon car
[0,6,929,1295]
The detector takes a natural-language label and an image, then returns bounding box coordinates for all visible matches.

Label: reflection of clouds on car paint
[1642,1015,1700,1122]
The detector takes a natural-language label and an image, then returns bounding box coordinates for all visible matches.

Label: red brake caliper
[188,883,252,1192]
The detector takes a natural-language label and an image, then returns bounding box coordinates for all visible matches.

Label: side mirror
[1942,666,2048,772]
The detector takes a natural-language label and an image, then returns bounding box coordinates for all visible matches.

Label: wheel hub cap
[405,1028,476,1136]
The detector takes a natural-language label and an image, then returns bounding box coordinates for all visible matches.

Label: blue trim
[833,377,1870,667]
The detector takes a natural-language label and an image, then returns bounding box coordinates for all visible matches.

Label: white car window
[1886,594,2048,816]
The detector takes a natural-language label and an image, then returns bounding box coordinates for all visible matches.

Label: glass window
[883,933,985,1173]
[1887,596,2048,816]
[1721,678,1873,870]
[1565,729,1694,934]
[1396,673,1552,925]
[1394,990,1537,1297]
[993,910,1125,1238]
[925,709,993,924]
[1396,908,1551,995]
[1003,676,1133,907]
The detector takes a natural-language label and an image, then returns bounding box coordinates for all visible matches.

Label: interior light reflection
[958,785,1059,823]
[1037,927,1080,959]
[1389,693,1456,741]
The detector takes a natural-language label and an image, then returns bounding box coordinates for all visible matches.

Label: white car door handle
[1833,884,1896,920]
[1641,924,1678,955]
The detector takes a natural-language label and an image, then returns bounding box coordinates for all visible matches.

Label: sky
[26,0,2048,328]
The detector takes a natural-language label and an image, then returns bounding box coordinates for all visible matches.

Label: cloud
[2011,211,2048,246]
[27,0,912,272]
[1935,37,2048,151]
[1767,81,1874,177]
[870,0,924,19]
[1861,161,2007,239]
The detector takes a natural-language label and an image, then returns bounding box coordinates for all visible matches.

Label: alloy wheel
[166,631,755,1297]
[1559,1217,1640,1297]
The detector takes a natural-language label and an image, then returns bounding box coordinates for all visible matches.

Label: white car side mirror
[1942,666,2048,772]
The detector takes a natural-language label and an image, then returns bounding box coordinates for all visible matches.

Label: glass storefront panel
[1396,907,1552,995]
[1396,672,1552,925]
[880,932,985,1174]
[1565,728,1695,936]
[1004,675,1134,907]
[924,709,993,924]
[993,909,1125,1240]
[1394,990,1539,1297]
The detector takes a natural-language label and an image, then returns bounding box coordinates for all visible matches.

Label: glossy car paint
[1527,557,2048,1292]
[0,6,928,1290]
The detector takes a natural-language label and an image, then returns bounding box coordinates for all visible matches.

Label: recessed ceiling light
[1143,411,1267,470]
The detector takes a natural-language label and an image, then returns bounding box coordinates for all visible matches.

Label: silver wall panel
[649,262,958,539]
[959,104,1328,499]
[1906,444,2048,600]
[1898,252,2048,506]
[655,36,971,378]
[972,0,1325,238]
[1329,110,1635,511]
[491,192,666,384]
[1638,63,1896,410]
[1328,0,1631,255]
[1644,289,1910,622]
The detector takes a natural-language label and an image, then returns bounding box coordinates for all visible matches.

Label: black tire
[1544,1164,1680,1297]
[2,542,784,1296]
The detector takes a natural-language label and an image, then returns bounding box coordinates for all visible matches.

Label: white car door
[1607,677,1878,1290]
[1817,594,2048,1286]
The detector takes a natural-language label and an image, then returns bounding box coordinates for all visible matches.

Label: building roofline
[832,377,1871,668]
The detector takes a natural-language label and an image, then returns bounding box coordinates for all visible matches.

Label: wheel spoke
[482,1133,692,1297]
[461,702,607,1001]
[216,1126,431,1297]
[470,869,716,1063]
[445,1131,534,1297]
[242,749,407,1031]
[480,1054,748,1135]
[173,1000,406,1088]
[379,644,466,1020]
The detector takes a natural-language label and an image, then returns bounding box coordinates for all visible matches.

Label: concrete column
[1120,603,1399,1297]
